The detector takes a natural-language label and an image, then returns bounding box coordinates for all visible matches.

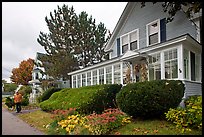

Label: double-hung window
[147,19,160,45]
[120,29,139,54]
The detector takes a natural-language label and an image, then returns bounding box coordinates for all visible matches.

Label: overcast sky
[2,2,127,83]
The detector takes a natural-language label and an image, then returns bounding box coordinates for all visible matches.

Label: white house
[68,2,202,99]
[29,52,70,103]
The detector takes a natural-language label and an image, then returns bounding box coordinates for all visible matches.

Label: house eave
[104,2,136,52]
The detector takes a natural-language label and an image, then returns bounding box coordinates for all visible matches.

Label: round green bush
[116,80,185,119]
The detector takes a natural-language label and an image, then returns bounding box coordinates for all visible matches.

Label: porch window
[92,70,97,85]
[148,53,161,80]
[73,75,76,88]
[106,66,112,84]
[183,49,189,79]
[114,64,121,84]
[82,73,86,87]
[195,54,201,81]
[147,19,160,46]
[87,72,91,86]
[164,49,178,79]
[99,68,104,84]
[77,75,81,88]
[123,62,130,84]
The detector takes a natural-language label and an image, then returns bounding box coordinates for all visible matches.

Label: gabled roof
[104,2,136,52]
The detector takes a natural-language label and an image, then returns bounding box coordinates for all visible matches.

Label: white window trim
[120,28,139,55]
[163,48,178,80]
[146,19,161,46]
[148,52,161,81]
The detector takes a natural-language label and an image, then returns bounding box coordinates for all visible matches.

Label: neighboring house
[29,52,70,103]
[68,2,202,99]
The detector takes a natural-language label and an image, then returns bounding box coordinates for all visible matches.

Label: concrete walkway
[2,106,45,135]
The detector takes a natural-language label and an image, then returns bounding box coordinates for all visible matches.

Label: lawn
[15,108,202,135]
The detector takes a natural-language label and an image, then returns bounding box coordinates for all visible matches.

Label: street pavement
[2,106,45,135]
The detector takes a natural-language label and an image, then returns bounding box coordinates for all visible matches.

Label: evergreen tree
[37,4,110,80]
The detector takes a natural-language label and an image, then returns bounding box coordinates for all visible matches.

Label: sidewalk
[2,106,45,135]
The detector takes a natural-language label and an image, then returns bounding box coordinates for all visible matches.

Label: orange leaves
[10,58,34,85]
[133,127,159,135]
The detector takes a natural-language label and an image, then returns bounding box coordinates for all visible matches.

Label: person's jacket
[14,93,22,103]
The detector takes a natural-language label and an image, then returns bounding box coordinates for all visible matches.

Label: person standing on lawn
[14,91,23,113]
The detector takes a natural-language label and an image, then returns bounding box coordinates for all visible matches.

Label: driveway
[2,106,45,135]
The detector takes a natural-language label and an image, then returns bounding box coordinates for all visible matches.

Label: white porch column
[160,51,165,79]
[178,44,184,79]
[120,62,123,85]
[80,74,82,87]
[97,69,99,84]
[76,75,78,88]
[85,72,87,86]
[72,75,74,88]
[91,71,93,85]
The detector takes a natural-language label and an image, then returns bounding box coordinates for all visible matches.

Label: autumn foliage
[10,58,34,85]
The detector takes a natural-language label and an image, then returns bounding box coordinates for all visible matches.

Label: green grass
[109,118,202,135]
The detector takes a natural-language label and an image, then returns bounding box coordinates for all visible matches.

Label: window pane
[92,70,97,85]
[99,68,104,84]
[172,60,178,78]
[130,31,137,42]
[87,72,91,86]
[165,61,171,79]
[82,73,86,87]
[195,54,200,81]
[77,75,81,88]
[149,65,154,81]
[106,66,112,84]
[130,41,137,50]
[155,64,161,80]
[73,75,76,88]
[122,44,128,53]
[149,33,158,45]
[114,64,121,84]
[122,35,128,45]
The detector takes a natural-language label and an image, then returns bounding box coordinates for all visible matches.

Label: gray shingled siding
[111,2,197,58]
[183,80,202,98]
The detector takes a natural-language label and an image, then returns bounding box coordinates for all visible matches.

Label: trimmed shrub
[116,80,185,119]
[39,84,122,114]
[37,87,62,103]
